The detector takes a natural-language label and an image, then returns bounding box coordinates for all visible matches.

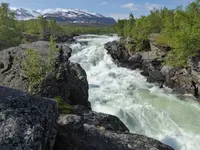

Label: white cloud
[109,13,129,20]
[121,3,139,11]
[145,3,162,11]
[100,1,108,6]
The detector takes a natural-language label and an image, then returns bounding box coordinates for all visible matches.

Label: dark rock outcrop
[0,86,58,150]
[104,41,130,62]
[37,53,90,109]
[104,39,158,71]
[54,114,174,150]
[128,53,142,64]
[147,71,165,88]
[104,41,142,70]
[160,66,177,88]
[0,41,90,108]
[104,40,165,78]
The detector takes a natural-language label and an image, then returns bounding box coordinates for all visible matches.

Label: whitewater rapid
[69,35,200,150]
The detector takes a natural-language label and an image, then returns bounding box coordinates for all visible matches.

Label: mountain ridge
[13,8,116,25]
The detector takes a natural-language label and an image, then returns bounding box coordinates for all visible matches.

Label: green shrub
[152,33,172,46]
[22,36,59,92]
[22,49,47,92]
[54,96,73,114]
[165,27,200,67]
[47,35,59,71]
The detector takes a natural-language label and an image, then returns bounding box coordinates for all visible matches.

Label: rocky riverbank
[104,37,200,101]
[0,41,174,150]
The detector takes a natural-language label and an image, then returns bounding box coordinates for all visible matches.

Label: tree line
[0,3,65,50]
[0,2,116,50]
[116,0,200,67]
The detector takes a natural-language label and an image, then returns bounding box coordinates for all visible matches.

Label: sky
[1,0,195,19]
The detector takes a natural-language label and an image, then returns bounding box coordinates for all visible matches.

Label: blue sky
[2,0,195,19]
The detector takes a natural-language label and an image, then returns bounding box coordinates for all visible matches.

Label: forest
[116,0,200,67]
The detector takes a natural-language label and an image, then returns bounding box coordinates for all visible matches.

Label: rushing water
[69,35,200,150]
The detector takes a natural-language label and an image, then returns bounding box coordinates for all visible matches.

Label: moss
[97,126,106,131]
[125,43,136,52]
[54,96,73,114]
[56,72,61,80]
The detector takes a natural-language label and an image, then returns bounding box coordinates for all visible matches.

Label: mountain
[13,8,116,25]
[14,8,41,20]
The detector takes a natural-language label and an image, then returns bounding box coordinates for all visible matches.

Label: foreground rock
[0,86,173,150]
[0,41,63,91]
[0,41,90,108]
[0,86,58,150]
[72,105,129,132]
[54,113,173,150]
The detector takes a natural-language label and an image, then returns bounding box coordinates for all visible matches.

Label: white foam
[70,35,200,150]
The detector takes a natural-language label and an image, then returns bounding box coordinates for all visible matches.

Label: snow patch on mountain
[14,8,41,20]
[12,8,116,24]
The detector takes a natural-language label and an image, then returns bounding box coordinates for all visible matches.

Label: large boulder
[104,41,143,69]
[54,114,174,150]
[36,49,90,109]
[128,53,142,63]
[0,86,58,150]
[161,66,178,89]
[139,43,166,72]
[0,41,90,109]
[147,71,165,88]
[0,41,70,91]
[104,41,130,61]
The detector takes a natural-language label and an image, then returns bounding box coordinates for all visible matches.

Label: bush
[22,49,47,92]
[152,33,172,46]
[22,37,59,92]
[165,28,200,67]
[47,35,59,71]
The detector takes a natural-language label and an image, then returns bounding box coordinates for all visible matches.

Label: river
[69,35,200,150]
